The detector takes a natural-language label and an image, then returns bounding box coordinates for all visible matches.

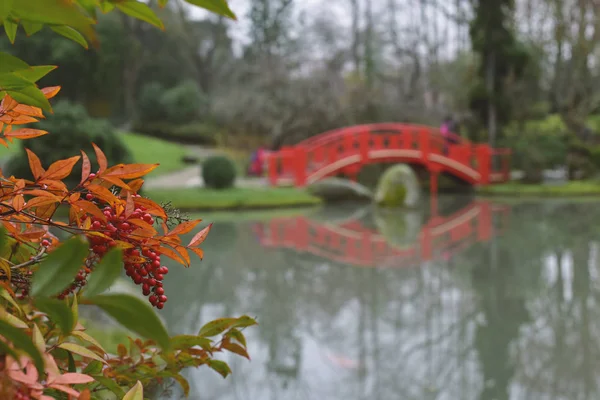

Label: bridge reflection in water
[252,200,510,268]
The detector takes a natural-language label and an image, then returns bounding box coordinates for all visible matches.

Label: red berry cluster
[78,192,169,308]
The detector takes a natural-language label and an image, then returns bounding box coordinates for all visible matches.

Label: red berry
[149,295,157,304]
[155,287,164,295]
[160,266,169,275]
[156,302,164,309]
[41,239,50,247]
[89,173,96,179]
[159,295,167,303]
[92,221,102,229]
[139,268,148,276]
[155,273,164,280]
[152,260,161,269]
[86,193,94,200]
[147,278,156,286]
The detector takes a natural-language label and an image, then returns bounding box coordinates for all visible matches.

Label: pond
[155,196,600,400]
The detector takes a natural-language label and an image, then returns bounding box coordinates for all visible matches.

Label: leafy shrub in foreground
[202,155,237,189]
[0,0,254,399]
[7,100,132,185]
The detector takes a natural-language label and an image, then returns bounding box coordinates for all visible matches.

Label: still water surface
[157,196,600,400]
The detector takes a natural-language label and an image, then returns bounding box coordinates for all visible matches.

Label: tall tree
[468,0,529,146]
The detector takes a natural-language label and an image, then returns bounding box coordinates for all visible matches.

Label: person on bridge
[440,116,453,154]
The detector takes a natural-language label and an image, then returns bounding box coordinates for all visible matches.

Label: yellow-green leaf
[123,380,143,400]
[208,359,232,378]
[3,19,18,43]
[6,86,51,111]
[170,335,212,351]
[184,0,236,20]
[32,323,45,353]
[0,307,28,328]
[58,342,108,364]
[22,21,43,36]
[0,0,14,22]
[71,330,106,354]
[116,1,164,30]
[50,25,88,48]
[70,294,79,332]
[0,52,29,74]
[13,65,57,83]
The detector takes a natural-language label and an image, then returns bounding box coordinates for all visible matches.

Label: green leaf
[116,1,164,30]
[50,25,88,49]
[86,294,170,350]
[3,19,17,43]
[82,360,103,375]
[35,298,74,334]
[67,351,76,372]
[0,287,22,315]
[123,380,143,400]
[31,236,89,297]
[0,51,29,74]
[170,335,212,351]
[14,65,57,83]
[10,0,96,42]
[58,342,107,364]
[0,320,44,374]
[184,0,236,20]
[70,330,105,353]
[84,247,123,297]
[75,0,98,19]
[22,21,43,36]
[7,86,51,111]
[0,72,34,90]
[158,0,169,7]
[226,328,246,347]
[99,2,115,13]
[92,376,126,397]
[208,359,232,378]
[0,0,14,22]
[198,315,257,337]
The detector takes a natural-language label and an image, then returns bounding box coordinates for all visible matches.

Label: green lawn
[0,132,188,177]
[120,132,188,176]
[144,187,322,211]
[477,181,600,197]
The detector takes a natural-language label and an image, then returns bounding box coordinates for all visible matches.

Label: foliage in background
[0,1,256,399]
[202,155,237,190]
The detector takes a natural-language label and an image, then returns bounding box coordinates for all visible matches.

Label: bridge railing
[267,124,511,187]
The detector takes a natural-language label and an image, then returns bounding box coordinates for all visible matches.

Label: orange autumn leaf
[168,219,202,236]
[189,247,205,260]
[173,245,191,265]
[188,224,212,247]
[92,143,107,173]
[25,149,45,180]
[132,197,167,220]
[125,192,135,218]
[156,246,186,265]
[103,163,159,180]
[12,195,24,212]
[42,86,61,99]
[126,178,145,193]
[24,196,61,209]
[42,156,81,181]
[19,226,47,241]
[86,184,118,205]
[0,114,39,125]
[80,150,91,185]
[13,104,45,118]
[35,203,58,219]
[128,218,157,233]
[99,175,130,190]
[4,128,48,139]
[0,94,18,113]
[72,200,106,222]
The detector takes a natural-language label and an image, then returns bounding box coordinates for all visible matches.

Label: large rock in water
[374,164,420,207]
[306,178,373,202]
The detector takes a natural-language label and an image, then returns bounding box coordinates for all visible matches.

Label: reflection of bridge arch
[253,201,510,267]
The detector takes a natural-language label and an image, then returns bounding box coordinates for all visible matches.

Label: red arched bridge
[253,201,510,268]
[266,123,511,192]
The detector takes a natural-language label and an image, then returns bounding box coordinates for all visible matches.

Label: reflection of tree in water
[161,200,600,400]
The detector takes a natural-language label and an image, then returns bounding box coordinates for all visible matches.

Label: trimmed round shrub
[7,100,132,186]
[202,155,236,189]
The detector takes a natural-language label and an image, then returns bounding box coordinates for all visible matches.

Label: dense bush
[503,116,568,182]
[137,80,206,124]
[7,100,132,185]
[202,155,237,189]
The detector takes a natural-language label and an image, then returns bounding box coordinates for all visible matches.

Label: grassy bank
[144,187,322,211]
[0,132,188,177]
[477,181,600,197]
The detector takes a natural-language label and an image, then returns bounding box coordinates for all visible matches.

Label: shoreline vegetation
[475,181,600,197]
